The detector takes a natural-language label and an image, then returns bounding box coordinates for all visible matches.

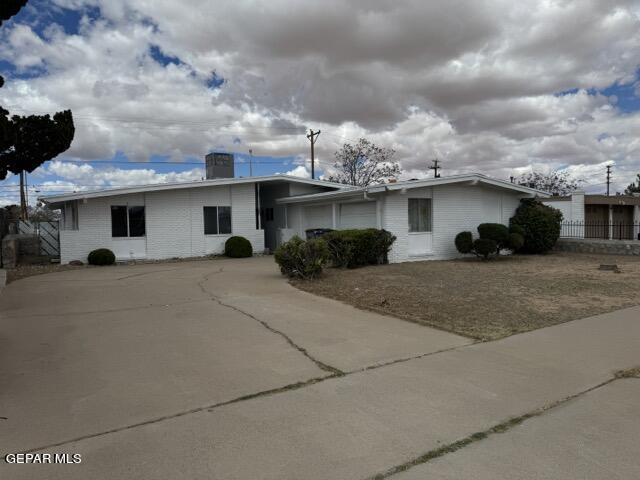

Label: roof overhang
[40,174,350,206]
[277,173,549,205]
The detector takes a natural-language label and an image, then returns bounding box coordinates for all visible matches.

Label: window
[408,198,432,233]
[204,206,232,235]
[128,206,146,237]
[111,206,128,237]
[62,201,78,230]
[111,205,145,237]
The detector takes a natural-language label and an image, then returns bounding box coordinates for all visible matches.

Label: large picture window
[204,206,232,235]
[111,205,145,237]
[408,198,432,233]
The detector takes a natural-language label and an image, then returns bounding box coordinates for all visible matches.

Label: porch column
[376,199,382,229]
[332,203,338,229]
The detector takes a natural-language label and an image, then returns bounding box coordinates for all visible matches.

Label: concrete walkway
[1,257,638,479]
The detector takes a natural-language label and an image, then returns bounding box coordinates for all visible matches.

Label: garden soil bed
[292,252,640,341]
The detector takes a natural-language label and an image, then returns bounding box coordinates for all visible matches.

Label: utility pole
[19,170,28,220]
[249,149,253,177]
[429,158,441,178]
[606,164,612,196]
[306,129,321,179]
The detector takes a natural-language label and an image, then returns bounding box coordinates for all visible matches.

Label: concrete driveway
[1,257,639,479]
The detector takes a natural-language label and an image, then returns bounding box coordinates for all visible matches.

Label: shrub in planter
[510,198,562,253]
[224,236,253,258]
[274,236,330,279]
[473,238,497,260]
[323,229,396,268]
[87,248,115,266]
[455,231,474,254]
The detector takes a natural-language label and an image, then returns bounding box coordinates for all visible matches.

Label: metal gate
[18,221,60,258]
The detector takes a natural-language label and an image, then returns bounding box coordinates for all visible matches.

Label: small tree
[510,199,562,254]
[328,138,400,186]
[624,174,640,195]
[517,170,582,196]
[1,0,75,220]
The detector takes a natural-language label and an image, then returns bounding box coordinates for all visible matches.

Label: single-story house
[542,192,640,240]
[41,165,547,264]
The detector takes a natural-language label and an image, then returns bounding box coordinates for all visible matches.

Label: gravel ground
[293,252,640,341]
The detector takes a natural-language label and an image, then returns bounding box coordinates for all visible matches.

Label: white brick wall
[382,184,527,263]
[279,184,530,263]
[59,183,264,264]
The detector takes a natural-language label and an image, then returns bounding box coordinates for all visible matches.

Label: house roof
[276,173,550,205]
[39,174,351,205]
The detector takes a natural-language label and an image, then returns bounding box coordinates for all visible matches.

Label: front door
[407,198,433,257]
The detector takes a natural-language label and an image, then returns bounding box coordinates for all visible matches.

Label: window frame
[111,205,146,238]
[203,206,232,235]
[408,198,432,233]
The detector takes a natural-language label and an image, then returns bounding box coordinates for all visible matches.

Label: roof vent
[205,152,235,179]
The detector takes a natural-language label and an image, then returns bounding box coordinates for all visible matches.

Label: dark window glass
[111,206,128,237]
[128,206,146,237]
[204,207,219,234]
[408,198,432,233]
[218,206,232,234]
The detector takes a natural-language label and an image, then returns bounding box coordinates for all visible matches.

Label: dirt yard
[293,252,640,341]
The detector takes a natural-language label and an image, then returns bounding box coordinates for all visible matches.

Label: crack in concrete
[115,268,181,280]
[367,375,622,480]
[196,268,344,376]
[12,374,336,456]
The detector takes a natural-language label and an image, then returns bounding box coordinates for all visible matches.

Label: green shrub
[455,231,474,254]
[507,232,525,251]
[274,236,330,279]
[87,248,115,266]
[323,229,396,268]
[473,238,497,260]
[478,223,509,253]
[510,199,562,253]
[224,236,253,258]
[509,224,525,237]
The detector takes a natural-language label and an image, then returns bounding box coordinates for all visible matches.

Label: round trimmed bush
[510,199,562,253]
[224,236,253,258]
[507,232,525,251]
[473,238,497,260]
[455,231,474,254]
[477,223,509,254]
[87,248,115,266]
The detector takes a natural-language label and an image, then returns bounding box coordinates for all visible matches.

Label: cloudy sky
[1,0,640,205]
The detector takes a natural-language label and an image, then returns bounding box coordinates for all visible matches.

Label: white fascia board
[39,174,347,204]
[380,174,550,197]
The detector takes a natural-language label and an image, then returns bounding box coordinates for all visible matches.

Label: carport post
[331,203,337,229]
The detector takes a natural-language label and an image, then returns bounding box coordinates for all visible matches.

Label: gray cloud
[0,0,637,193]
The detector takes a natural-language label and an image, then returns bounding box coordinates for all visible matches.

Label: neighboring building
[543,192,640,240]
[41,167,546,264]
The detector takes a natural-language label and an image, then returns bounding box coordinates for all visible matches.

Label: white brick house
[41,173,546,264]
[277,174,546,262]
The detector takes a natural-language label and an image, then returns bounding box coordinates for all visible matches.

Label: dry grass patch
[293,252,640,341]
